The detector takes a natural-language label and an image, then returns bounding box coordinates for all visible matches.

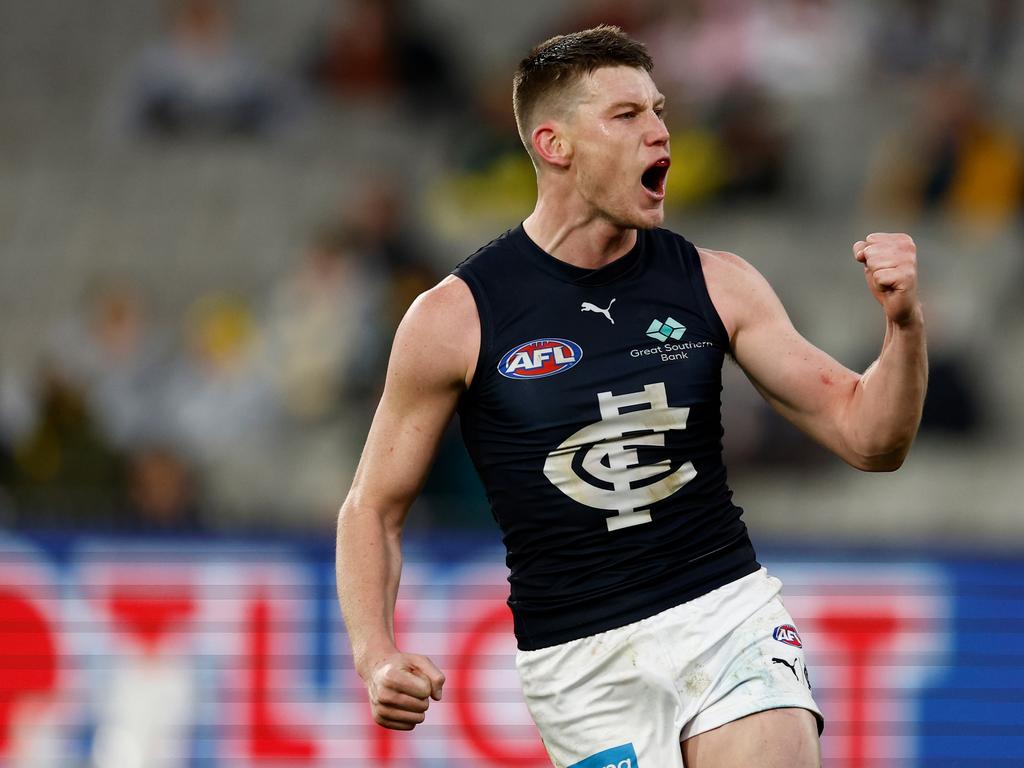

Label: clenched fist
[361,650,445,731]
[853,233,921,327]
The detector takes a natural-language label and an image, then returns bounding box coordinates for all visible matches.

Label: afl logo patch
[498,338,582,379]
[773,624,803,648]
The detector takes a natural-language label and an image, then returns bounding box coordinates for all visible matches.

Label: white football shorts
[515,567,823,767]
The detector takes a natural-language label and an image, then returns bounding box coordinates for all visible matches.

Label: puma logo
[772,656,812,691]
[581,298,616,324]
[772,657,800,681]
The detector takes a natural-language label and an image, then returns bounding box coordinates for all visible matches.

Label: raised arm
[336,275,479,730]
[701,233,927,471]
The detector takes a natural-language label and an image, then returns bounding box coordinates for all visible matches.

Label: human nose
[645,112,669,146]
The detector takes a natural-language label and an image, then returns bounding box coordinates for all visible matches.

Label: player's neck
[523,197,636,270]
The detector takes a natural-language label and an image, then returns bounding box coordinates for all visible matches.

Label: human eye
[616,110,637,120]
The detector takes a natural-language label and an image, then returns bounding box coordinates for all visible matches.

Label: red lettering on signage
[817,610,903,768]
[246,596,317,762]
[107,587,195,654]
[452,602,548,766]
[0,589,58,754]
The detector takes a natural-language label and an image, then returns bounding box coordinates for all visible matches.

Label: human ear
[532,122,572,169]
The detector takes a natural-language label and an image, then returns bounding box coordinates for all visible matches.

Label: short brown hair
[512,25,653,164]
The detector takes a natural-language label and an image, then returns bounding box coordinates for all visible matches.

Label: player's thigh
[516,627,685,767]
[681,707,820,768]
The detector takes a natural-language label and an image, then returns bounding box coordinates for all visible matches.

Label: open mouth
[641,158,670,198]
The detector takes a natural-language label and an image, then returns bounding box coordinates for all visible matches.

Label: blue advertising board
[0,533,1021,766]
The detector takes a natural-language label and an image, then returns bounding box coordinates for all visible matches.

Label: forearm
[845,305,928,469]
[336,500,404,678]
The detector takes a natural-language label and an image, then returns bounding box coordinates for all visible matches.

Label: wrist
[891,303,924,331]
[354,639,398,680]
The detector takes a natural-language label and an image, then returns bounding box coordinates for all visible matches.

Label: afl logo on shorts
[498,338,583,379]
[773,624,803,648]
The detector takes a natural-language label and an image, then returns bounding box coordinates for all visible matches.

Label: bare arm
[336,275,479,729]
[701,233,927,471]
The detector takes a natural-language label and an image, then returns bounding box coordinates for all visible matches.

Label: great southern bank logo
[498,338,582,379]
[646,316,686,342]
[569,743,639,768]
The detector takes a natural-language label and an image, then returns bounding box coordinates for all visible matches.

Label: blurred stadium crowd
[0,0,1023,543]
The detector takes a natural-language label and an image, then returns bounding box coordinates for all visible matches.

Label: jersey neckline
[510,223,647,286]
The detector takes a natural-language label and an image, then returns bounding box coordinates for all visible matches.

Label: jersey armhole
[450,267,493,391]
[680,238,731,350]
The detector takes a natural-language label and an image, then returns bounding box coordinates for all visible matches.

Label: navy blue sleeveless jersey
[452,224,759,650]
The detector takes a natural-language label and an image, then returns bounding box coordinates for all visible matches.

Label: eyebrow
[605,96,667,112]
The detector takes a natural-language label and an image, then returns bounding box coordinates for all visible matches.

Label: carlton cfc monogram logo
[544,382,696,531]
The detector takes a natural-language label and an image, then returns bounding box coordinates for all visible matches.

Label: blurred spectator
[750,407,832,469]
[161,293,277,460]
[865,70,1023,228]
[304,0,464,117]
[156,294,292,528]
[427,80,536,239]
[47,279,171,451]
[712,85,792,201]
[920,357,985,435]
[0,430,11,488]
[262,223,380,422]
[0,424,14,526]
[9,367,124,527]
[748,0,860,100]
[641,0,857,104]
[345,181,440,330]
[0,368,35,453]
[125,0,288,138]
[123,444,202,531]
[977,0,1021,78]
[639,0,758,109]
[869,0,962,79]
[870,0,1021,85]
[549,0,657,38]
[446,80,524,176]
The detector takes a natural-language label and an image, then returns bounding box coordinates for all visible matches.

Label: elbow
[337,496,405,540]
[851,454,905,473]
[847,444,910,473]
[841,418,921,473]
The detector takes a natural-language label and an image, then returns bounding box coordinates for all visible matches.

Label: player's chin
[631,184,666,228]
[632,200,665,229]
